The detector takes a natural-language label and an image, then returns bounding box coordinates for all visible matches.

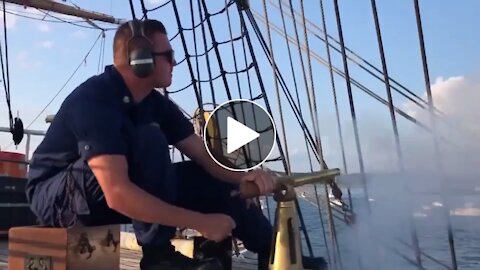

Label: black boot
[257,253,328,270]
[140,244,224,270]
[302,256,328,270]
[257,252,269,270]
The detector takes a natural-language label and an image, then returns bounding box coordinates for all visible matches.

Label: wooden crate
[8,225,120,270]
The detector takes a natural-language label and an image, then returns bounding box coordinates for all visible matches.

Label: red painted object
[0,151,27,178]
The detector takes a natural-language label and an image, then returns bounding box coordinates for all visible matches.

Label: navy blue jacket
[26,65,194,218]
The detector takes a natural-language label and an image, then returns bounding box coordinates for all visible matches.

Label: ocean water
[260,192,480,270]
[122,188,480,269]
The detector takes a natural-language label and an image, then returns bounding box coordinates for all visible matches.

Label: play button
[227,117,259,154]
[203,99,276,171]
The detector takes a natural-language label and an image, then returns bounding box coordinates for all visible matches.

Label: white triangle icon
[227,117,260,154]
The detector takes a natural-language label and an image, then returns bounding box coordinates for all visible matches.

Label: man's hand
[240,169,276,196]
[195,213,236,242]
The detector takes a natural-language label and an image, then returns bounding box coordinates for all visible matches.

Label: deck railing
[0,127,46,162]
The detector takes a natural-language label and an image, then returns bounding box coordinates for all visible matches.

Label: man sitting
[26,19,275,270]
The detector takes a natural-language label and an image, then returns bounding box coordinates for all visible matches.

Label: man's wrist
[232,171,246,184]
[179,209,205,230]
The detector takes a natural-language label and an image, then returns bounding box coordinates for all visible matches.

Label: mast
[5,0,125,24]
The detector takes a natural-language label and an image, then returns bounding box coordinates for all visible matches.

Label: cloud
[146,0,170,9]
[61,47,75,56]
[16,51,41,69]
[72,30,88,39]
[37,40,54,49]
[17,51,27,60]
[331,74,480,269]
[398,75,480,173]
[315,74,480,175]
[37,23,51,32]
[290,147,300,156]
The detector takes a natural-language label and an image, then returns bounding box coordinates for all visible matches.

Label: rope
[200,0,256,168]
[145,0,171,12]
[128,0,136,19]
[302,0,345,264]
[191,0,203,109]
[317,1,356,266]
[369,0,422,267]
[225,0,244,100]
[139,0,148,19]
[1,0,12,131]
[287,0,319,162]
[274,0,431,112]
[25,32,103,129]
[244,8,324,168]
[199,0,234,101]
[330,4,378,268]
[0,8,90,23]
[170,0,204,119]
[174,35,244,60]
[2,26,102,159]
[396,237,452,270]
[249,10,442,137]
[197,0,217,107]
[97,31,106,74]
[276,0,314,173]
[270,0,449,122]
[168,30,181,41]
[318,0,347,174]
[238,2,318,257]
[276,0,473,142]
[313,185,332,264]
[236,3,275,218]
[413,1,458,269]
[293,0,338,263]
[135,1,460,269]
[226,0,260,172]
[298,0,326,169]
[239,15,262,171]
[278,0,329,260]
[181,0,236,31]
[261,0,291,174]
[238,7,292,172]
[256,6,454,150]
[36,9,112,31]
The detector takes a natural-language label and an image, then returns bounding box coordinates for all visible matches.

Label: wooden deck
[0,239,256,270]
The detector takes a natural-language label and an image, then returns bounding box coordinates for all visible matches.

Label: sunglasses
[152,49,176,65]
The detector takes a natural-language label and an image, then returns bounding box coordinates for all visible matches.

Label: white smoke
[402,75,480,174]
[330,74,480,175]
[332,75,480,270]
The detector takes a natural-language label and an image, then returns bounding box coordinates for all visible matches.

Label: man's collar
[105,65,134,108]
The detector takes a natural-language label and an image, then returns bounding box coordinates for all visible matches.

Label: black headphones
[127,19,155,78]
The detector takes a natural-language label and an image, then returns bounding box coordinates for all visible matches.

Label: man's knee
[173,161,272,253]
[28,168,83,227]
[231,200,272,254]
[175,160,237,193]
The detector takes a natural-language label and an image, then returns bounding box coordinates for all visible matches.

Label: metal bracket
[24,255,52,270]
[273,183,296,202]
[102,229,120,252]
[76,232,96,259]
